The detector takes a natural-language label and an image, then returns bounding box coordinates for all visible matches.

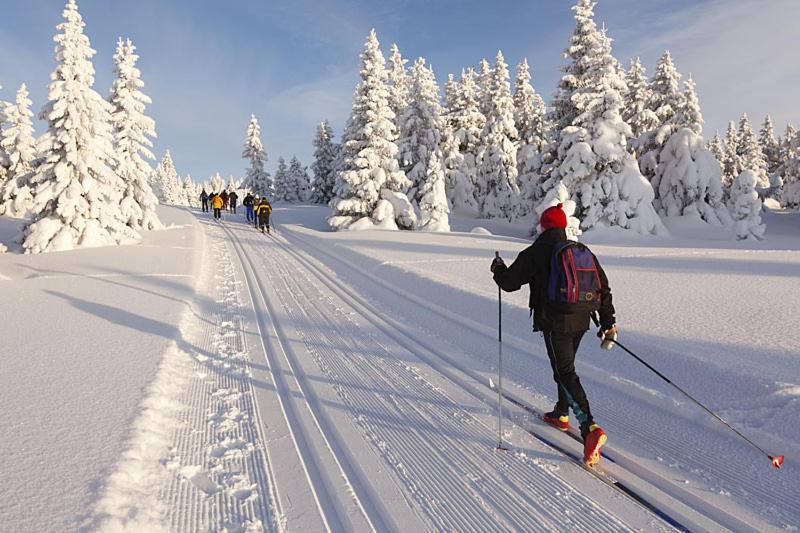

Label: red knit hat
[540,203,568,230]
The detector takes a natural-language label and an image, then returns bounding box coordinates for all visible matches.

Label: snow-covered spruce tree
[387,43,409,135]
[729,170,766,239]
[476,58,493,120]
[272,156,290,201]
[637,50,683,181]
[448,68,484,210]
[242,114,271,197]
[650,76,731,226]
[514,58,548,212]
[0,84,37,217]
[310,120,337,204]
[780,126,800,208]
[418,149,450,231]
[287,156,311,202]
[622,58,658,151]
[109,38,162,230]
[153,150,182,204]
[23,0,138,253]
[723,120,741,186]
[736,113,770,191]
[707,130,726,170]
[398,58,445,206]
[759,115,783,198]
[476,51,520,220]
[441,123,473,212]
[183,175,200,208]
[553,2,664,235]
[759,115,781,176]
[209,172,224,193]
[329,30,414,230]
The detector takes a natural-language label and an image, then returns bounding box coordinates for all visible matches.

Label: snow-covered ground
[1,204,798,531]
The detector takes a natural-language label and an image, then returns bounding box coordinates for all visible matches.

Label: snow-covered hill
[0,204,797,531]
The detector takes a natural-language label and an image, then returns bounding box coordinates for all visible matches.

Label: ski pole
[495,251,507,451]
[592,315,783,469]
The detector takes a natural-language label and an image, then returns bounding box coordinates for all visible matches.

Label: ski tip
[770,455,784,469]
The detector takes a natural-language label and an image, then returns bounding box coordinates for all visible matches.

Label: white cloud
[610,0,800,136]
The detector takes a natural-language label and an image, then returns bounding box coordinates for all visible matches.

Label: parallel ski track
[220,220,383,533]
[273,223,774,532]
[250,231,641,531]
[162,221,276,532]
[234,224,691,532]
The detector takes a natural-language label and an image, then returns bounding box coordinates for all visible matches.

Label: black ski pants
[201,199,208,212]
[213,207,221,219]
[542,330,593,427]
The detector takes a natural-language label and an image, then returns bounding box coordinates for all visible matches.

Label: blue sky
[1,0,798,181]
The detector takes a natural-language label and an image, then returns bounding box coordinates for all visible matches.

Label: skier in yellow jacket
[211,193,224,220]
[255,198,272,234]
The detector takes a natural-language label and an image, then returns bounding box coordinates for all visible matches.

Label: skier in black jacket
[491,204,617,466]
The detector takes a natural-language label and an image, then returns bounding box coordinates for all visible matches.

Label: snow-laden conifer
[723,120,741,185]
[209,172,224,193]
[418,149,450,231]
[287,156,311,202]
[476,51,519,220]
[736,113,769,190]
[387,44,409,133]
[779,126,800,208]
[759,115,781,176]
[183,175,200,208]
[0,84,37,217]
[23,0,138,253]
[330,30,413,230]
[109,38,162,230]
[441,123,474,212]
[153,150,182,204]
[310,120,337,204]
[553,2,663,234]
[514,58,548,212]
[273,156,290,201]
[729,170,766,239]
[398,58,444,206]
[477,58,493,119]
[637,50,683,181]
[448,68,484,209]
[242,114,271,196]
[622,58,658,148]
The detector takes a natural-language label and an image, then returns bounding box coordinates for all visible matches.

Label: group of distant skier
[199,189,272,233]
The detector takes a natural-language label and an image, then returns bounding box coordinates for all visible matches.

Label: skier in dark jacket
[200,189,209,212]
[220,190,229,211]
[243,193,255,223]
[229,191,239,213]
[491,204,617,466]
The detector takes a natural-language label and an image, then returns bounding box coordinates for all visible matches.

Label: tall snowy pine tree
[514,58,548,212]
[398,58,445,207]
[23,0,138,253]
[242,114,271,197]
[736,113,770,191]
[310,120,338,204]
[0,84,37,217]
[330,30,414,230]
[552,1,663,234]
[477,51,519,220]
[272,156,290,201]
[109,38,162,231]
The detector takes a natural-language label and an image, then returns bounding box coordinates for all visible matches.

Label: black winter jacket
[492,228,616,333]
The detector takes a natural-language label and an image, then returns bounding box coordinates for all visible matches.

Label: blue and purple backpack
[546,241,603,314]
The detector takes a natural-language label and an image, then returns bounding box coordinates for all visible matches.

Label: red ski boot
[582,423,607,466]
[543,411,570,431]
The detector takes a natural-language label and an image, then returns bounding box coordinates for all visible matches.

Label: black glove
[490,256,505,273]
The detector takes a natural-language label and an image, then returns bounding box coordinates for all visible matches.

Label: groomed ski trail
[219,217,679,532]
[267,217,791,532]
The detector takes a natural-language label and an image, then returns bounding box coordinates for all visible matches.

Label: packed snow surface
[1,204,798,532]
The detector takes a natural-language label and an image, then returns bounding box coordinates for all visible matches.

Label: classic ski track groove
[241,223,686,532]
[273,223,775,532]
[256,236,635,531]
[221,220,382,533]
[161,220,277,532]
